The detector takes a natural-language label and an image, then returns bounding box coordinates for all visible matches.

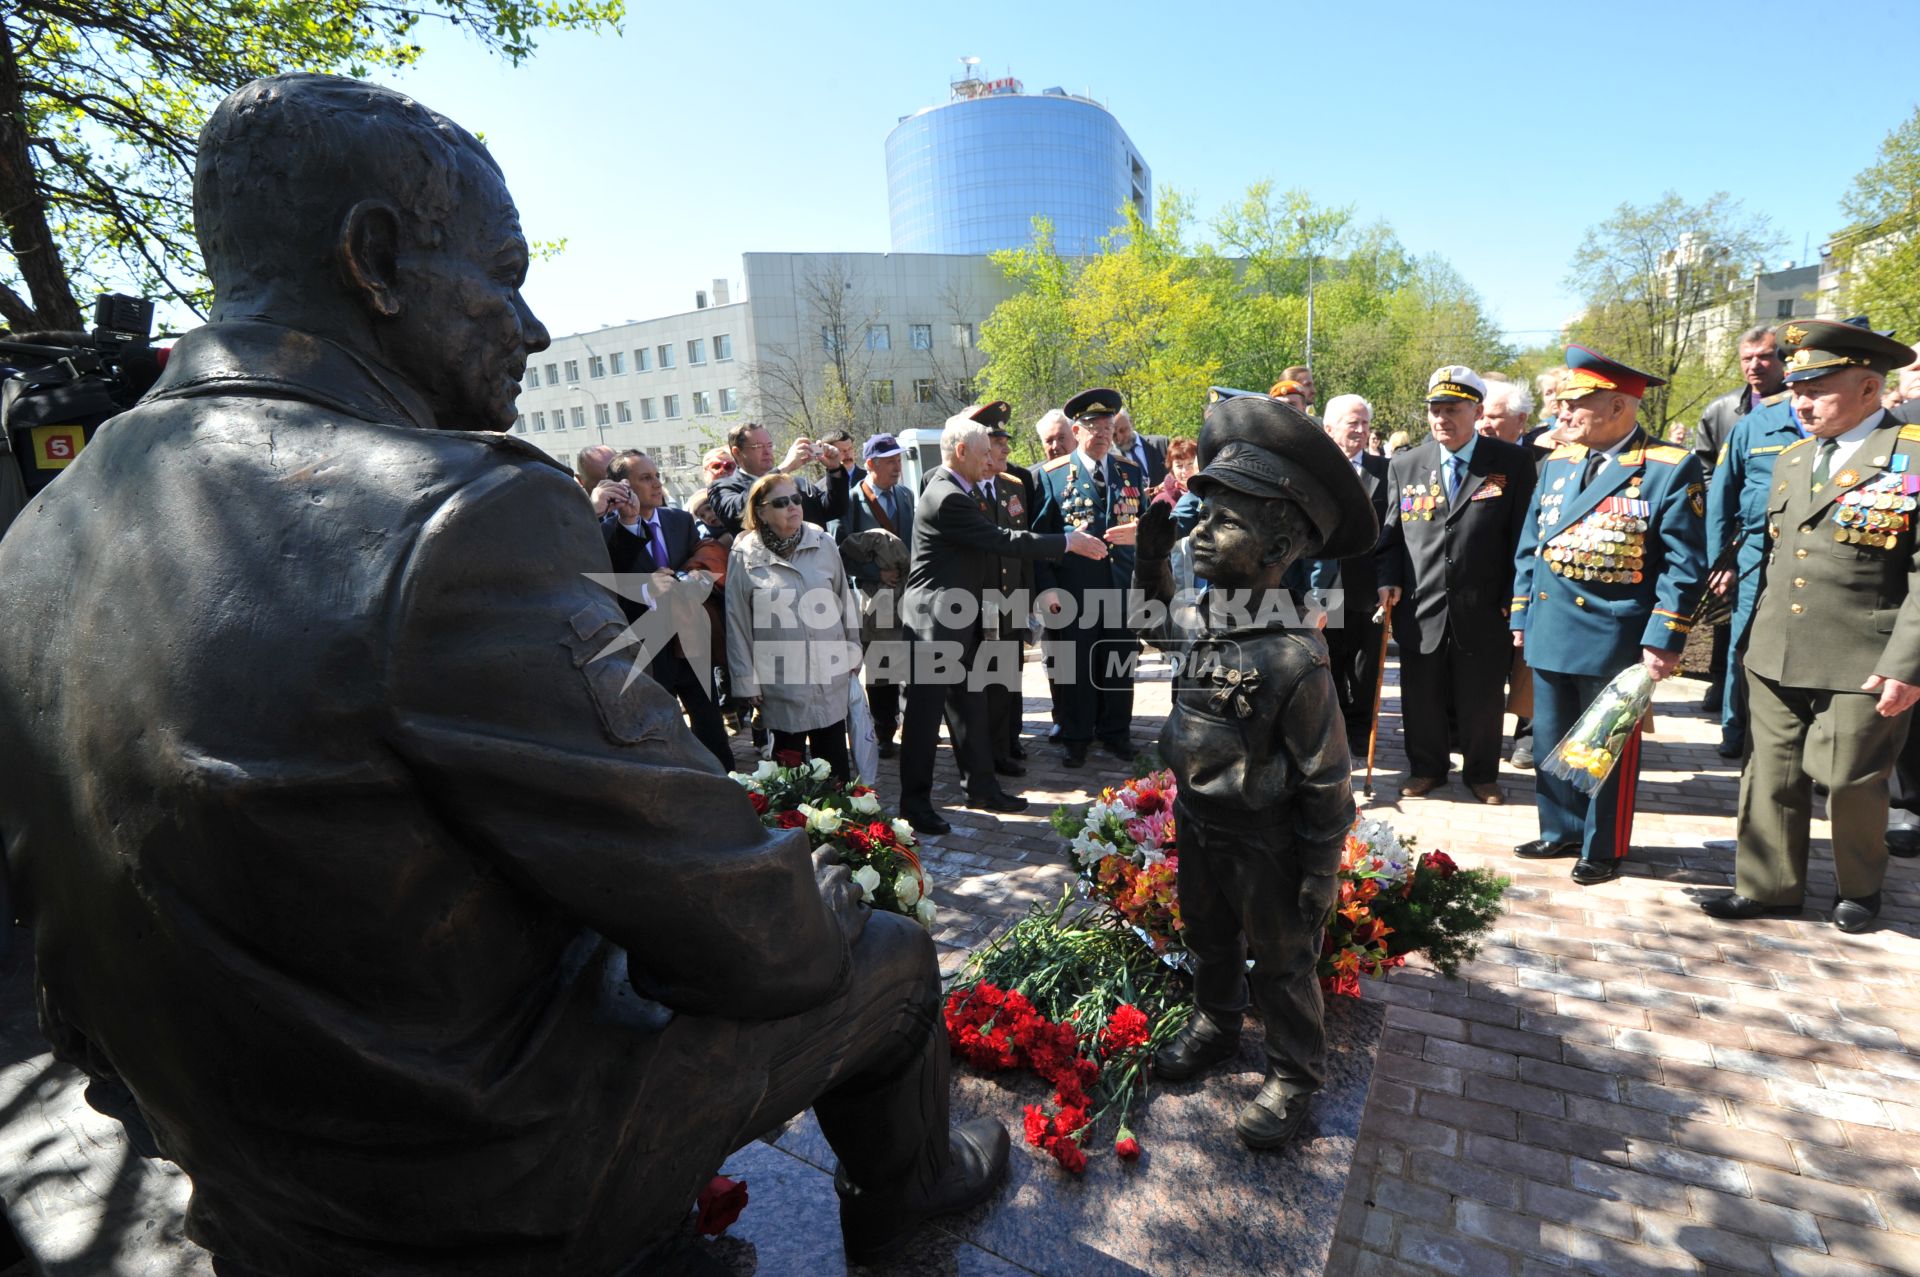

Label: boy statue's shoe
[1236,1073,1312,1150]
[1150,1012,1240,1081]
[838,1117,1010,1266]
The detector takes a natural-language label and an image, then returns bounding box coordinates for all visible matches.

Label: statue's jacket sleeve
[384,459,853,1020]
[1136,577,1355,874]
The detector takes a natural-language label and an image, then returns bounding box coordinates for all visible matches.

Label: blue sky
[392,0,1917,352]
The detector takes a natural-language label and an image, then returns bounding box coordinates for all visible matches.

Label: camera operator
[706,421,849,536]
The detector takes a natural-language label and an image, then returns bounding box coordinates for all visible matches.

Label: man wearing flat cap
[1032,388,1149,767]
[1702,319,1920,933]
[1511,346,1708,885]
[839,432,915,757]
[1130,394,1374,1149]
[1376,366,1537,803]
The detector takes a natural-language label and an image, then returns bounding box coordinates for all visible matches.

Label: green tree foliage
[1564,192,1778,432]
[1835,106,1920,341]
[1,0,621,331]
[977,182,1511,450]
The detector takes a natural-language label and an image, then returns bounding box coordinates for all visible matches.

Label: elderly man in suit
[1376,367,1538,802]
[898,406,1109,834]
[707,420,850,534]
[1113,408,1168,488]
[1702,320,1920,932]
[1307,393,1391,752]
[838,432,914,757]
[982,419,1038,773]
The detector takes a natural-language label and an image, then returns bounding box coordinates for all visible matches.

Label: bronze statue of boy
[1132,395,1378,1147]
[0,74,1003,1273]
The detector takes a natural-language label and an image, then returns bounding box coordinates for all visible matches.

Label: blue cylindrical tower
[885,77,1151,256]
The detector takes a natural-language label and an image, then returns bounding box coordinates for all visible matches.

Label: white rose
[752,760,779,782]
[802,805,841,835]
[894,872,923,909]
[915,897,937,927]
[809,758,832,780]
[850,792,880,815]
[891,818,915,843]
[851,865,883,899]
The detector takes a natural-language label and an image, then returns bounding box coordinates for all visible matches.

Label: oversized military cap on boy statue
[1132,394,1374,1149]
[0,74,1005,1274]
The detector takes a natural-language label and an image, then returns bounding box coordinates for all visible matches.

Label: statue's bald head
[195,74,501,305]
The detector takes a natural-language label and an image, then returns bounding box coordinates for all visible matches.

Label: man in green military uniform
[1702,319,1920,933]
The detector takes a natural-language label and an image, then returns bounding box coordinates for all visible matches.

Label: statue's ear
[339,199,404,318]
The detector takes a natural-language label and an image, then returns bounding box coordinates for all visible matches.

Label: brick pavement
[737,649,1920,1276]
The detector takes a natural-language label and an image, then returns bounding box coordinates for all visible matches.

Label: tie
[879,487,895,525]
[1446,455,1464,500]
[1580,451,1605,491]
[1093,460,1108,501]
[643,520,665,572]
[1813,438,1838,489]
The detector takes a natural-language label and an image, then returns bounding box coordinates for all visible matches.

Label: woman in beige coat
[726,472,864,780]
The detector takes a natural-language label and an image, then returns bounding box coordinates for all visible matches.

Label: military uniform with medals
[1511,347,1709,880]
[1706,320,1920,931]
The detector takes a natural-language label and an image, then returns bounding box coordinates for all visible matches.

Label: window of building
[616,400,633,423]
[664,394,681,419]
[821,324,845,354]
[588,355,605,379]
[912,378,936,404]
[531,412,546,432]
[610,351,625,374]
[867,324,890,352]
[513,415,526,433]
[668,446,688,468]
[640,398,657,421]
[564,359,580,382]
[526,367,540,388]
[635,347,651,372]
[657,344,675,369]
[910,324,932,350]
[595,403,610,426]
[692,390,712,415]
[544,362,559,383]
[719,387,738,413]
[951,379,973,402]
[714,333,733,361]
[869,379,894,406]
[688,338,706,366]
[951,323,974,349]
[1776,298,1795,318]
[570,406,586,430]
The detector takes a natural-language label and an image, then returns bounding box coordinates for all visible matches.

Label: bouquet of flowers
[945,895,1188,1172]
[1540,665,1654,794]
[1320,820,1504,997]
[729,752,935,926]
[1050,770,1181,954]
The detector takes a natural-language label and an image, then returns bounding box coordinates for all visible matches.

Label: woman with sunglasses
[725,472,863,780]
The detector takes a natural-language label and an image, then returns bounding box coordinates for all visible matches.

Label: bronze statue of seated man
[0,73,1003,1275]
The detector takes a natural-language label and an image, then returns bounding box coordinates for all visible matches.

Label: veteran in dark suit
[1702,320,1920,933]
[899,404,1108,834]
[1307,393,1392,749]
[1113,408,1168,487]
[1032,388,1149,767]
[1376,368,1538,802]
[1511,346,1708,885]
[838,432,915,756]
[981,421,1037,772]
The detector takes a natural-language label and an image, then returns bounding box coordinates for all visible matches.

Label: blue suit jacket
[1031,451,1144,595]
[1511,429,1708,677]
[836,477,914,588]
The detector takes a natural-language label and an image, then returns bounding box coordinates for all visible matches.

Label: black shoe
[1571,859,1619,885]
[1151,1013,1240,1081]
[1514,839,1579,859]
[1699,893,1802,921]
[1009,742,1027,761]
[1062,745,1087,768]
[1716,734,1744,760]
[1700,689,1723,714]
[965,791,1028,815]
[1834,892,1882,934]
[1099,737,1134,760]
[878,739,899,760]
[1236,1074,1312,1150]
[1887,827,1920,858]
[839,1117,1010,1266]
[904,808,952,836]
[1510,740,1536,770]
[993,757,1026,777]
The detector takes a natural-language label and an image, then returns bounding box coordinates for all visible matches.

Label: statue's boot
[1150,1009,1241,1081]
[1235,1069,1313,1150]
[836,1116,1009,1265]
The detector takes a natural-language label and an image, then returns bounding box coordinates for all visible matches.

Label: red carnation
[774,809,807,829]
[695,1175,749,1236]
[1422,850,1458,878]
[1100,1004,1151,1055]
[773,749,806,768]
[1049,1138,1088,1174]
[1022,1104,1050,1147]
[747,791,769,814]
[1115,1135,1141,1162]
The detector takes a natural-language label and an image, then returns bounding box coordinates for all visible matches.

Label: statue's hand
[817,862,870,945]
[1135,500,1178,562]
[1298,871,1337,927]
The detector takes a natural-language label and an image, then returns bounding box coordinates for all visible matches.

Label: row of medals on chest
[1064,467,1141,527]
[1817,462,1917,549]
[1401,473,1451,521]
[1541,473,1648,585]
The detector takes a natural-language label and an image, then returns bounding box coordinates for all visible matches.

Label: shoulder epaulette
[1111,455,1144,480]
[1644,445,1688,464]
[1901,425,1920,443]
[1782,436,1815,453]
[1042,454,1074,471]
[1547,444,1588,461]
[1761,390,1792,407]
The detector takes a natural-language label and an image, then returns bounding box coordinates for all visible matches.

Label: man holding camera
[706,420,850,535]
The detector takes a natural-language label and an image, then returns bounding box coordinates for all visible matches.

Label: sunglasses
[760,494,802,510]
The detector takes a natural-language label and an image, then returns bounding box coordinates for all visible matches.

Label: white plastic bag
[846,678,880,785]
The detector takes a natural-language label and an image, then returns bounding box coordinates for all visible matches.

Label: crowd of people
[576,322,1920,932]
